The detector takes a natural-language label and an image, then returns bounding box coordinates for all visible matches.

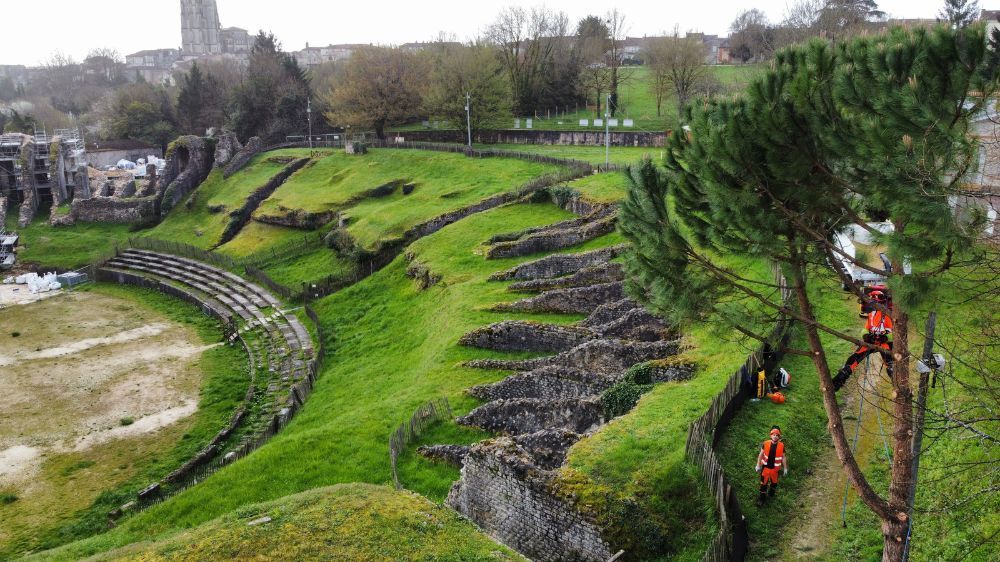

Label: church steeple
[180,0,222,56]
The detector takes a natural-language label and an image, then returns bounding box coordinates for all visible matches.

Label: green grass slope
[145,149,311,249]
[94,483,523,561]
[11,214,132,270]
[33,201,628,560]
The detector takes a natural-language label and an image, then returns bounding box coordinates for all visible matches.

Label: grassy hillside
[31,200,627,560]
[11,215,133,270]
[94,484,523,561]
[145,149,313,249]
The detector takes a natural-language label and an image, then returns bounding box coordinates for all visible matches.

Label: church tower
[180,0,222,56]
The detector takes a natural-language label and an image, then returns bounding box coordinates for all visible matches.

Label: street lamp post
[465,92,472,148]
[306,98,312,150]
[605,93,610,169]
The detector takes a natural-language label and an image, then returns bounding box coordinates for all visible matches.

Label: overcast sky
[2,0,958,66]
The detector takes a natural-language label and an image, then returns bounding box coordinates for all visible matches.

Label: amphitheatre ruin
[0,2,997,562]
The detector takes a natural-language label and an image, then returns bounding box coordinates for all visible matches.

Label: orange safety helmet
[770,392,786,404]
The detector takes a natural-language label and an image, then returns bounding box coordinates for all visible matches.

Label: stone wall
[467,338,680,375]
[493,281,624,314]
[223,136,261,178]
[72,195,159,224]
[255,208,335,230]
[490,245,626,281]
[158,136,215,218]
[447,438,614,562]
[392,128,666,147]
[486,216,617,259]
[508,263,623,293]
[468,366,615,402]
[212,131,242,169]
[458,320,594,353]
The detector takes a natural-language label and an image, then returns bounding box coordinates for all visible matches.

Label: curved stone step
[485,216,617,260]
[467,338,680,374]
[579,298,639,327]
[492,282,623,315]
[459,320,594,353]
[507,262,624,293]
[468,366,615,401]
[511,429,582,470]
[489,244,626,282]
[456,397,603,435]
[590,306,670,342]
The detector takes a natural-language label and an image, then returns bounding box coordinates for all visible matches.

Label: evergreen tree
[620,25,996,561]
[229,31,311,143]
[939,0,980,28]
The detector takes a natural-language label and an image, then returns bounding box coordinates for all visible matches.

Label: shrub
[0,493,18,505]
[119,417,135,426]
[11,332,20,337]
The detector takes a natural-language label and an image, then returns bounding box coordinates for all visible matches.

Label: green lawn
[94,484,523,561]
[31,201,626,561]
[477,144,660,167]
[403,65,765,133]
[145,149,310,249]
[11,214,133,270]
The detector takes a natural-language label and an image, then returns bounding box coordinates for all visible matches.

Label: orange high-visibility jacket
[758,440,785,469]
[866,310,893,335]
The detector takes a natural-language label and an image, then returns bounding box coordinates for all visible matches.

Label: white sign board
[526,119,533,129]
[594,119,603,127]
[623,119,634,127]
[579,119,589,126]
[514,118,521,129]
[609,118,619,127]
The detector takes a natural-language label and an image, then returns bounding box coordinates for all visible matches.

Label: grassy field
[31,201,626,560]
[403,64,764,133]
[477,144,660,167]
[11,214,133,270]
[93,484,523,561]
[0,284,248,558]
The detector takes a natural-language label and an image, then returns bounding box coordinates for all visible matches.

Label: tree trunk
[375,118,386,140]
[610,67,619,117]
[882,248,916,561]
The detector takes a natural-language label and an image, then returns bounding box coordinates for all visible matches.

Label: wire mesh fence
[389,398,453,490]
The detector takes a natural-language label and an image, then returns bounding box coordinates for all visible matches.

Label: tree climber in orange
[832,289,894,391]
[755,427,788,505]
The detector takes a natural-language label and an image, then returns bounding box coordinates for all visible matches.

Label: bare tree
[605,9,632,117]
[776,0,824,47]
[643,36,673,117]
[729,9,775,63]
[423,41,511,132]
[656,28,709,120]
[486,6,566,115]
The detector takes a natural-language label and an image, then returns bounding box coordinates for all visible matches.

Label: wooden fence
[389,398,452,489]
[688,272,794,562]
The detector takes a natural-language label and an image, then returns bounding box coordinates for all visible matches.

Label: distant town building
[124,49,181,85]
[292,43,370,68]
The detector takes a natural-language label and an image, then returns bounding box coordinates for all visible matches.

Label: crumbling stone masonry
[212,130,243,170]
[486,215,617,259]
[458,320,595,353]
[223,136,261,178]
[158,135,215,218]
[492,281,624,315]
[489,245,626,281]
[508,262,624,293]
[447,438,614,562]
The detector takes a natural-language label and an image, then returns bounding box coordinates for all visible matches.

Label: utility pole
[465,92,472,148]
[903,311,940,561]
[307,98,313,149]
[605,93,611,169]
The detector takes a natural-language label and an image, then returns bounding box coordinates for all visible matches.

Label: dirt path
[781,359,889,559]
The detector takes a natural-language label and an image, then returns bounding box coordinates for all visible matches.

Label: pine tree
[620,25,996,562]
[939,0,980,28]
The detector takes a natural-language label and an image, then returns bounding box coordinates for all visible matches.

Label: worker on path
[755,427,788,505]
[833,289,894,391]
